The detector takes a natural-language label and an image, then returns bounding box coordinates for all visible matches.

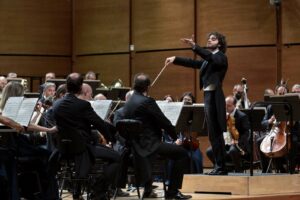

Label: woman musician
[0,81,58,200]
[163,92,203,174]
[206,95,250,172]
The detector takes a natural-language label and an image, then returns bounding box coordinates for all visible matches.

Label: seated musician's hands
[268,115,276,125]
[0,115,24,132]
[180,35,195,47]
[106,142,112,148]
[165,56,176,65]
[48,126,58,133]
[14,124,25,133]
[175,139,182,146]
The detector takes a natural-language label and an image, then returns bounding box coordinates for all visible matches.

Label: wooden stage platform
[181,173,300,200]
[62,173,300,199]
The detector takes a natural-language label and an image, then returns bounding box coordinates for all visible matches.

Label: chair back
[116,119,142,141]
[56,128,86,156]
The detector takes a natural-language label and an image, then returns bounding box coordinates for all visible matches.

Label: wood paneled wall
[0,0,71,90]
[197,0,276,46]
[74,0,129,54]
[133,0,194,51]
[1,0,299,98]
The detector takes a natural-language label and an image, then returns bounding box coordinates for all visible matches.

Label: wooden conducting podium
[176,99,300,199]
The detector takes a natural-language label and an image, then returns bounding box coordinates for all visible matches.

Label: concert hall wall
[0,0,71,91]
[0,0,299,101]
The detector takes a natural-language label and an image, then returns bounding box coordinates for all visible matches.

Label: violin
[182,138,199,151]
[226,114,245,155]
[182,132,199,151]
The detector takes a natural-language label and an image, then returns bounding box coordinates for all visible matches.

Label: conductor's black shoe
[165,191,192,199]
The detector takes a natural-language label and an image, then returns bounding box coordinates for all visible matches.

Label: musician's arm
[0,115,24,132]
[261,105,274,131]
[27,123,57,133]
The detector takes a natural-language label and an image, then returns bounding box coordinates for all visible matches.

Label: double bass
[260,121,290,158]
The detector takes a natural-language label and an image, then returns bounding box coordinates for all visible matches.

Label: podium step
[182,174,300,196]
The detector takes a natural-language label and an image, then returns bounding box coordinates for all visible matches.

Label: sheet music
[156,101,184,126]
[2,97,38,126]
[2,97,24,119]
[90,100,113,119]
[16,98,38,126]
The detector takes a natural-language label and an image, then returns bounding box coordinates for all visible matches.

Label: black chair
[54,128,116,200]
[0,130,45,200]
[53,129,92,200]
[116,119,167,199]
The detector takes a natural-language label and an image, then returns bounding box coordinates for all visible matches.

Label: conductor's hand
[181,35,195,47]
[165,56,175,66]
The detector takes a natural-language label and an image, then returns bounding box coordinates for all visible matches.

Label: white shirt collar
[212,49,219,54]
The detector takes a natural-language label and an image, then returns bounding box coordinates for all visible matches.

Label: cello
[260,120,290,158]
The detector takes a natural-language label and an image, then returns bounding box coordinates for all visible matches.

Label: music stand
[24,92,40,98]
[107,87,131,100]
[176,104,207,173]
[264,94,271,102]
[175,104,206,135]
[46,79,66,88]
[7,78,24,83]
[95,88,110,97]
[241,107,266,132]
[267,94,300,122]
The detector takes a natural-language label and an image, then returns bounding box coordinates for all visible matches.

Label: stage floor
[62,173,300,199]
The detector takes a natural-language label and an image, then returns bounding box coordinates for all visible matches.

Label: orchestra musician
[52,73,121,200]
[0,76,7,101]
[206,95,250,172]
[163,92,203,174]
[258,84,299,173]
[165,32,228,175]
[114,73,191,199]
[0,81,58,200]
[38,72,56,99]
[233,83,251,109]
[39,82,56,105]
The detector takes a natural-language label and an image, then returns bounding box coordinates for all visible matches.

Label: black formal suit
[207,109,250,171]
[115,91,189,193]
[174,45,228,171]
[52,93,121,195]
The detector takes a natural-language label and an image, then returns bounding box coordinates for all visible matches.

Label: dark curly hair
[208,32,227,53]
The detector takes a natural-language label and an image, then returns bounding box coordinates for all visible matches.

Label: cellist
[258,84,299,173]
